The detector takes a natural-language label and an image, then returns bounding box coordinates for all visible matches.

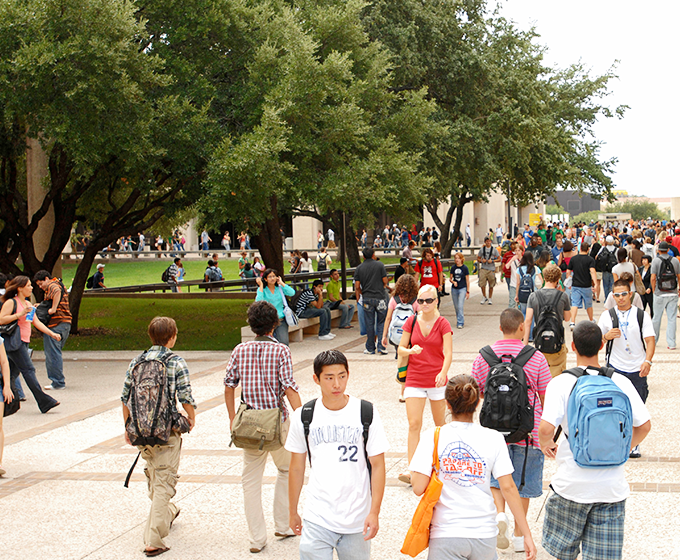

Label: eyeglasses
[417,298,436,305]
[612,291,630,298]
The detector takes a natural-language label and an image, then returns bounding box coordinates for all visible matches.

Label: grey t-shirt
[354,259,388,299]
[477,246,500,271]
[527,288,570,319]
[651,254,680,297]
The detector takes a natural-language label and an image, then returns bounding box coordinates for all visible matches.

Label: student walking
[471,308,551,554]
[354,249,389,355]
[397,284,452,484]
[538,321,651,560]
[514,251,542,341]
[504,242,523,309]
[286,350,389,560]
[225,302,302,553]
[121,317,196,557]
[522,264,571,377]
[449,252,470,329]
[409,375,537,560]
[598,279,655,457]
[566,241,597,328]
[650,241,680,349]
[477,237,501,305]
[639,254,653,316]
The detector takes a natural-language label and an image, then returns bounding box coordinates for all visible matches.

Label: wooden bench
[240,308,357,343]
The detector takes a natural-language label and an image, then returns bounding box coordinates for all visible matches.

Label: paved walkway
[1,279,678,559]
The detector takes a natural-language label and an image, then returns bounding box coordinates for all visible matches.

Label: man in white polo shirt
[598,278,655,458]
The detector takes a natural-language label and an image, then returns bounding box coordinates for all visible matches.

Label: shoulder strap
[598,366,615,378]
[636,307,647,351]
[479,345,500,367]
[550,289,563,308]
[301,398,318,467]
[433,426,441,474]
[512,345,537,368]
[360,399,374,481]
[564,367,586,379]
[605,307,617,364]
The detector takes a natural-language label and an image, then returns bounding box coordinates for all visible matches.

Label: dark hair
[302,251,309,260]
[641,254,652,265]
[563,240,573,252]
[2,275,30,302]
[536,250,551,269]
[312,279,324,288]
[244,262,252,271]
[445,375,480,415]
[313,350,349,377]
[572,321,602,358]
[207,259,215,267]
[148,316,178,346]
[613,278,631,290]
[174,257,181,264]
[580,241,590,253]
[329,268,338,275]
[362,248,375,260]
[394,274,418,303]
[500,308,524,334]
[247,301,280,336]
[616,248,628,263]
[519,251,535,275]
[0,273,7,289]
[262,268,278,282]
[34,270,51,283]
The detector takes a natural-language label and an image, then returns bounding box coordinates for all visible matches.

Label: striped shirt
[44,279,71,327]
[224,336,298,421]
[294,288,318,317]
[471,339,551,448]
[121,346,196,415]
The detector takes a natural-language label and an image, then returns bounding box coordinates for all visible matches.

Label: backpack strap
[636,307,647,351]
[301,398,318,467]
[605,308,618,365]
[360,399,374,484]
[512,345,537,369]
[479,345,500,367]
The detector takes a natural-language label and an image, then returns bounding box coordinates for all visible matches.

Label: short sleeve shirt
[403,316,452,388]
[450,265,469,290]
[568,254,596,288]
[354,259,388,299]
[526,288,570,323]
[415,259,442,287]
[651,254,680,296]
[477,247,500,271]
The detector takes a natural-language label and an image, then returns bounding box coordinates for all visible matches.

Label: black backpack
[658,257,678,292]
[605,307,646,364]
[517,268,535,304]
[301,398,374,480]
[479,345,537,489]
[317,254,328,271]
[533,290,565,354]
[596,248,617,273]
[161,266,172,282]
[86,275,95,289]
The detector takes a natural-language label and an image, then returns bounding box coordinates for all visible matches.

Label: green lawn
[31,297,252,351]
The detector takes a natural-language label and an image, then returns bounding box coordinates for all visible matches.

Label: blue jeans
[451,288,466,327]
[652,294,678,348]
[273,320,289,346]
[43,322,71,388]
[6,342,59,413]
[362,297,387,353]
[299,520,370,560]
[490,444,545,498]
[299,307,331,336]
[519,302,534,340]
[571,286,593,309]
[325,302,355,328]
[602,271,614,300]
[201,241,209,250]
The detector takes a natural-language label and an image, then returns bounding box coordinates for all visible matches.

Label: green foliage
[570,210,602,225]
[545,204,563,216]
[604,199,667,221]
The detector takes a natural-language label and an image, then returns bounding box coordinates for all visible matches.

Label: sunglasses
[612,291,630,298]
[417,298,436,305]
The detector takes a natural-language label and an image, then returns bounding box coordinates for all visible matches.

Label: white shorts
[403,386,446,401]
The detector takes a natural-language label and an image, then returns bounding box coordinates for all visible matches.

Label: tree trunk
[251,194,284,279]
[68,243,102,333]
[344,223,361,267]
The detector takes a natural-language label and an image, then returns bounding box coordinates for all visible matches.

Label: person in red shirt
[397,284,453,484]
[672,228,680,254]
[414,248,444,305]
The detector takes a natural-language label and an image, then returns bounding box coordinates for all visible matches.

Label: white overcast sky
[498,0,678,198]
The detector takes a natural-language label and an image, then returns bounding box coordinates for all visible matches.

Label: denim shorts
[571,286,593,309]
[490,444,544,498]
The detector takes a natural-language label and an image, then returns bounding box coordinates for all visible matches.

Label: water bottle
[25,307,36,322]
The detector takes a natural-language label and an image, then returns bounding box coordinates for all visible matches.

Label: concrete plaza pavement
[1,277,679,559]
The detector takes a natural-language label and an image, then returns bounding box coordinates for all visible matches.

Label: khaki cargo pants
[139,431,182,549]
[544,344,568,378]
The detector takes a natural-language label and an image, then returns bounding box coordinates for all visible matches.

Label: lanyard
[616,307,633,343]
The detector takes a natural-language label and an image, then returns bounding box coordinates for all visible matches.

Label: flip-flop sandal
[144,547,169,557]
[170,508,180,528]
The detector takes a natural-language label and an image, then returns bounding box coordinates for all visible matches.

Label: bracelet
[644,360,653,366]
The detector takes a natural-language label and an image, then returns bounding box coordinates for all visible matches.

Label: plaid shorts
[542,491,626,560]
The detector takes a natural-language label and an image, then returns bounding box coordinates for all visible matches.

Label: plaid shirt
[224,336,298,421]
[121,346,197,415]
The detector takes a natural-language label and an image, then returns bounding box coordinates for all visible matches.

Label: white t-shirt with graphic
[409,422,513,539]
[285,396,389,534]
[541,366,651,503]
[598,307,655,373]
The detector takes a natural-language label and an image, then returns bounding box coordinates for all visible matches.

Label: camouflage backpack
[125,353,175,447]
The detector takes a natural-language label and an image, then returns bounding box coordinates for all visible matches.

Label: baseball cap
[97,263,105,269]
[605,235,614,244]
[658,241,670,251]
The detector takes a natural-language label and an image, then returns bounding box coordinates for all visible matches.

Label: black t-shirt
[394,265,407,284]
[450,265,469,290]
[354,259,388,299]
[568,254,596,288]
[93,271,105,288]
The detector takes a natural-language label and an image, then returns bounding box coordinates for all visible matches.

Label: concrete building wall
[293,215,322,249]
[672,197,680,221]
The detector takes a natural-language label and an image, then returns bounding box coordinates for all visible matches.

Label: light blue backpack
[565,367,633,468]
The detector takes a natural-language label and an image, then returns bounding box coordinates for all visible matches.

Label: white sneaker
[318,334,334,341]
[481,297,488,305]
[363,349,375,355]
[487,299,493,305]
[513,535,525,553]
[496,512,511,549]
[569,322,575,331]
[328,333,336,338]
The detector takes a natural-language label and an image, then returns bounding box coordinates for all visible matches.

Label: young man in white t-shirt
[538,321,651,560]
[286,350,389,560]
[598,279,655,458]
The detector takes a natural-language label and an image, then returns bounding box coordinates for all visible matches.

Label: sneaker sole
[497,519,510,549]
